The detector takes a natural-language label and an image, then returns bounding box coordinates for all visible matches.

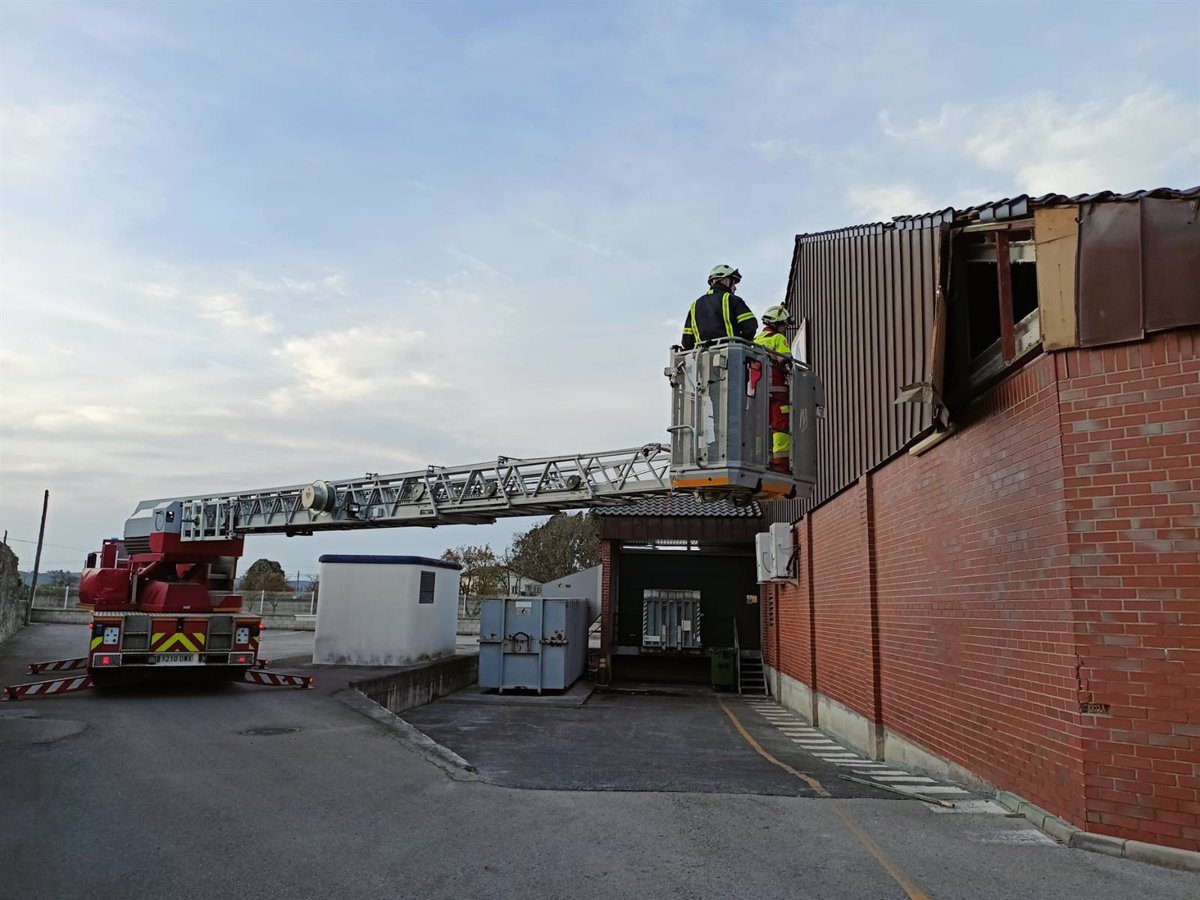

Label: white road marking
[928,800,1009,815]
[966,830,1059,846]
[852,770,910,776]
[892,785,970,796]
[871,776,937,783]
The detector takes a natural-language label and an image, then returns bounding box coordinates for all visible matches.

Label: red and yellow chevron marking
[90,636,103,650]
[150,622,208,654]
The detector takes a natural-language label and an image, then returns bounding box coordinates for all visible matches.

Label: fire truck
[4,340,822,699]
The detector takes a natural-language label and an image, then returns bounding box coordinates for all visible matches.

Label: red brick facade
[764,327,1200,851]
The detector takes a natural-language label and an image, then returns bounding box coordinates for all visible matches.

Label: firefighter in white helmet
[755,304,793,472]
[680,265,758,350]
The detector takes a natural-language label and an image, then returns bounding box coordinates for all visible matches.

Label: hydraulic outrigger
[5,340,822,700]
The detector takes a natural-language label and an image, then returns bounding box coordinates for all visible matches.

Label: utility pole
[24,490,49,626]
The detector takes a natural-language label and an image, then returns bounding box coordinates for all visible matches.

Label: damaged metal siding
[769,187,1198,526]
[777,220,945,521]
[1077,196,1200,346]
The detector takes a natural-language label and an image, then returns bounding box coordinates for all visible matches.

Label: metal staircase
[738,651,769,696]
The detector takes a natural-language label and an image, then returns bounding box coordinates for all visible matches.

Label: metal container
[641,589,702,651]
[478,597,589,693]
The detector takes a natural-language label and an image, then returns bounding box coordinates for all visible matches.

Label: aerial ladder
[4,340,823,699]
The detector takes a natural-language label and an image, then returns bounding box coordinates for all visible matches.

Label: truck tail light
[94,653,122,668]
[229,652,254,666]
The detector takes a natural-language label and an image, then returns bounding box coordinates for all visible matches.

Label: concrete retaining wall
[353,654,479,715]
[0,543,24,645]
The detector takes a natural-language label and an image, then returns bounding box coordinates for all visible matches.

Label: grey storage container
[478,597,589,693]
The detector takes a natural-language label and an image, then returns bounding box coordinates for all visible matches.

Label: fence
[30,586,317,616]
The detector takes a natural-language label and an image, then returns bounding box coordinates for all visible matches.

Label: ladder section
[738,650,768,696]
[178,444,672,540]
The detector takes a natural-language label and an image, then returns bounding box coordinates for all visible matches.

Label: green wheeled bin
[711,647,736,691]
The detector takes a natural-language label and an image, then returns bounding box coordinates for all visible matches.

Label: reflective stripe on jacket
[754,330,790,355]
[681,290,757,349]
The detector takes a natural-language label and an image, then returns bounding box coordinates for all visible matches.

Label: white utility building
[313,554,461,666]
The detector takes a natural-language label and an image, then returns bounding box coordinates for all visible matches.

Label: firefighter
[755,304,793,473]
[680,264,757,350]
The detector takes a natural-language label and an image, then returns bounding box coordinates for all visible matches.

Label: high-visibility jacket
[753,329,790,356]
[681,289,757,350]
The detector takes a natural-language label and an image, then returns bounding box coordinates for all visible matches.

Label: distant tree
[305,575,319,598]
[505,512,600,584]
[239,559,291,592]
[46,570,75,588]
[441,545,506,597]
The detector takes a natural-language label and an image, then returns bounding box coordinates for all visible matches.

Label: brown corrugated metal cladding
[772,220,947,524]
[1077,197,1200,346]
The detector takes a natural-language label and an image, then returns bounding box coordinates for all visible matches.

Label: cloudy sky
[2,0,1197,577]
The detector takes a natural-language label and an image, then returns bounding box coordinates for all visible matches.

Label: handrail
[733,618,741,694]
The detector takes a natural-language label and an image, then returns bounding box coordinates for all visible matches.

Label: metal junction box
[641,589,702,651]
[478,597,589,693]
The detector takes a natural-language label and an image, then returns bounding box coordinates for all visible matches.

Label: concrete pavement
[2,624,1197,900]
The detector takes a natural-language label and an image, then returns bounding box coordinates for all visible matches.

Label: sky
[2,0,1198,577]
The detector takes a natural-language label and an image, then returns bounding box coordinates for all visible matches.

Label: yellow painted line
[718,699,930,900]
[830,806,931,900]
[717,698,828,796]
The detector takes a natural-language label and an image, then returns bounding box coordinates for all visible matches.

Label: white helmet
[707,264,741,285]
[761,304,791,326]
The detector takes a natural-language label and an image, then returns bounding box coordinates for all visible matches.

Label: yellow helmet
[761,304,791,326]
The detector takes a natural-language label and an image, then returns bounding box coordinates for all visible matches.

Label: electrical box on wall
[770,523,795,579]
[755,524,797,583]
[755,532,774,582]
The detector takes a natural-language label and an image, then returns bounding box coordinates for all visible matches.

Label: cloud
[529,218,619,258]
[880,88,1200,196]
[447,248,514,281]
[32,405,139,430]
[273,326,439,401]
[0,100,112,182]
[197,293,278,333]
[847,184,937,222]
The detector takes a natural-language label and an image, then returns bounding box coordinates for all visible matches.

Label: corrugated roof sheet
[804,186,1200,237]
[592,495,762,518]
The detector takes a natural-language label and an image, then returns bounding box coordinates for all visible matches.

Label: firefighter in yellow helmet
[754,304,792,473]
[680,265,758,350]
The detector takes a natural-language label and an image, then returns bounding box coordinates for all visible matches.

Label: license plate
[149,654,200,666]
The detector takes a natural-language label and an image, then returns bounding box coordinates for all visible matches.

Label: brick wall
[872,354,1084,822]
[769,517,816,693]
[765,326,1200,851]
[810,481,879,724]
[1057,330,1200,849]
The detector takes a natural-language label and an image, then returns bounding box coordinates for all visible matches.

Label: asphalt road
[2,624,1197,900]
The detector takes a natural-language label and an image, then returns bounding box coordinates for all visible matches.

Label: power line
[5,537,92,554]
